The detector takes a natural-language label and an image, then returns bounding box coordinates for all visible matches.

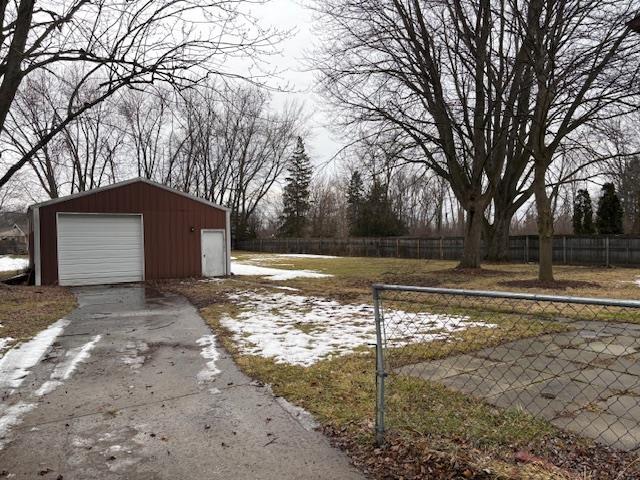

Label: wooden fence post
[605,236,610,267]
[563,236,567,264]
[525,236,529,263]
[440,237,444,260]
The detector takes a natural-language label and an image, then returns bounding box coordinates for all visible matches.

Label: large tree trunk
[533,168,554,282]
[484,210,512,262]
[458,201,485,269]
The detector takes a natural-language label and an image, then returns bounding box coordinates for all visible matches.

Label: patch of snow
[221,291,495,366]
[72,436,95,449]
[120,341,148,369]
[275,396,319,431]
[34,381,59,397]
[635,278,640,287]
[35,335,101,396]
[0,256,28,273]
[198,278,224,283]
[0,319,69,390]
[0,402,35,448]
[231,262,331,281]
[196,335,220,383]
[273,286,300,292]
[0,338,14,352]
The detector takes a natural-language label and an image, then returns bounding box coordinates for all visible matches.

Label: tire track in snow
[35,334,102,396]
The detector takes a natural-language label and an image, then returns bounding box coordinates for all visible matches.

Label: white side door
[201,230,226,277]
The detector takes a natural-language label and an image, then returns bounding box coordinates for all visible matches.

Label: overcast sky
[251,0,343,172]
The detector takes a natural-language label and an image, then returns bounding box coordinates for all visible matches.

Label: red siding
[33,181,227,285]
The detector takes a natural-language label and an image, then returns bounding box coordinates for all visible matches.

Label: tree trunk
[534,168,554,282]
[458,202,485,268]
[484,211,512,262]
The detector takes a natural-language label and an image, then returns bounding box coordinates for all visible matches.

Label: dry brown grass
[0,285,76,348]
[231,251,640,301]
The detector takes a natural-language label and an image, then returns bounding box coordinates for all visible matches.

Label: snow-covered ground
[35,335,101,396]
[230,253,338,280]
[221,290,495,366]
[0,319,101,448]
[196,335,220,384]
[0,319,69,390]
[0,403,35,449]
[231,262,332,281]
[0,337,13,352]
[0,256,28,273]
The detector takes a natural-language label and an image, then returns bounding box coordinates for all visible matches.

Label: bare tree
[167,85,305,240]
[315,0,546,268]
[0,0,283,190]
[309,176,349,237]
[6,70,124,197]
[119,88,172,181]
[521,0,640,280]
[316,0,640,278]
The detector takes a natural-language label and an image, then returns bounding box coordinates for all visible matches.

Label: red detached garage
[28,178,231,286]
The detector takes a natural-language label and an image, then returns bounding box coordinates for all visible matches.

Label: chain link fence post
[373,285,386,446]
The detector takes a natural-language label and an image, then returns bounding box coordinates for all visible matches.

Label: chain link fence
[373,284,640,461]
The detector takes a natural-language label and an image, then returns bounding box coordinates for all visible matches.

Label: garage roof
[30,177,230,212]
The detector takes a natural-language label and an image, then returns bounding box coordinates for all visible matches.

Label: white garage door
[57,214,144,286]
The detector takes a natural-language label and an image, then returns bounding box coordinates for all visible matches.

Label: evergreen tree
[596,183,624,234]
[572,189,595,234]
[278,137,313,237]
[358,178,406,236]
[346,170,365,236]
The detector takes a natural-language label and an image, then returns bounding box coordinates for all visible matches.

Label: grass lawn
[0,285,76,349]
[163,252,640,479]
[231,251,640,300]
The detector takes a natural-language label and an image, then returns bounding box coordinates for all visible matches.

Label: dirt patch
[152,279,233,308]
[497,279,601,290]
[439,267,519,277]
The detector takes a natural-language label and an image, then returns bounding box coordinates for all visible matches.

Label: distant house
[0,224,27,255]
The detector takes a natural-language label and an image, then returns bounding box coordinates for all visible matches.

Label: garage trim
[32,178,230,212]
[33,206,41,286]
[55,212,145,286]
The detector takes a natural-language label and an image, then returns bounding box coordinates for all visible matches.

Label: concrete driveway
[0,285,363,479]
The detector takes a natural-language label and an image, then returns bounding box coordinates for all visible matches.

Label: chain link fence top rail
[372,284,640,462]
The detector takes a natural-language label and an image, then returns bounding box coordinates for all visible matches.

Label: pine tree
[596,183,624,234]
[346,170,365,236]
[278,137,313,237]
[572,189,595,234]
[358,178,406,236]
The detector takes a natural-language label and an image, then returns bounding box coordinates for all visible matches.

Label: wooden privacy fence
[237,235,640,266]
